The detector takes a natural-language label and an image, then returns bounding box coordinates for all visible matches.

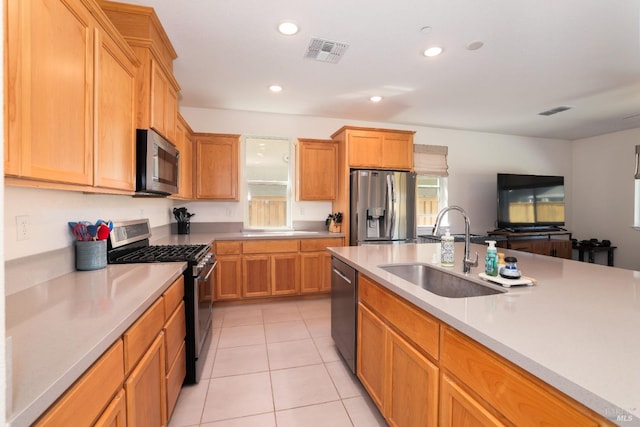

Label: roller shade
[414,144,449,176]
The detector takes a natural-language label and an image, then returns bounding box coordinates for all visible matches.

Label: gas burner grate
[112,244,209,263]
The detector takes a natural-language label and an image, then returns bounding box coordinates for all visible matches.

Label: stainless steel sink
[379,263,506,298]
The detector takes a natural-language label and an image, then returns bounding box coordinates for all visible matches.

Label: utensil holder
[76,240,107,271]
[177,222,190,235]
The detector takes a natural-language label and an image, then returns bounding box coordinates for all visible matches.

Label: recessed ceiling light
[278,21,299,35]
[423,46,443,57]
[269,85,283,93]
[370,95,383,103]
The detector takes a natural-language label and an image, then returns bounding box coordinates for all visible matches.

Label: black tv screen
[497,173,565,230]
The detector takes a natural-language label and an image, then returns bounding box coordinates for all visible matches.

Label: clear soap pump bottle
[441,229,454,267]
[484,240,498,276]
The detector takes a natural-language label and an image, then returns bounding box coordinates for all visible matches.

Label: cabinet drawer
[300,237,343,252]
[163,275,184,320]
[243,239,299,254]
[35,339,124,427]
[166,341,186,419]
[215,240,242,255]
[359,274,439,359]
[123,298,165,373]
[164,301,186,371]
[441,326,609,426]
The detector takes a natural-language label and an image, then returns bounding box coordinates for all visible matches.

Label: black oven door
[195,260,216,358]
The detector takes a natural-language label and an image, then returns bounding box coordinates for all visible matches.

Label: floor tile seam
[274,396,344,413]
[198,409,276,426]
[268,360,325,373]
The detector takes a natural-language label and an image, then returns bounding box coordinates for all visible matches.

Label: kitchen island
[328,242,639,426]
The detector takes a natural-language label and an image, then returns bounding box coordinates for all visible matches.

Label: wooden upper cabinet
[99,1,180,144]
[5,0,139,192]
[296,139,338,200]
[174,114,194,199]
[194,133,240,200]
[94,28,137,191]
[6,0,95,185]
[332,126,414,170]
[150,59,178,142]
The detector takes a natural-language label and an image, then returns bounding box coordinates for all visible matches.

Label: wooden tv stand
[487,229,573,259]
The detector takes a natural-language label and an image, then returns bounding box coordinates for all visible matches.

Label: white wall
[4,186,175,261]
[181,107,572,234]
[571,128,640,270]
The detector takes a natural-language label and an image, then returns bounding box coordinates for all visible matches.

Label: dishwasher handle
[332,267,353,285]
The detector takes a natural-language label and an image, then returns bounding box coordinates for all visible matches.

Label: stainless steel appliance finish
[136,129,179,196]
[350,170,417,245]
[330,256,357,373]
[107,219,215,384]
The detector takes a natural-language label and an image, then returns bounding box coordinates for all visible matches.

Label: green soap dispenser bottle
[484,240,498,276]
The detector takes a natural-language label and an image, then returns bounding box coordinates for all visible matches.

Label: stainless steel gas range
[107,219,216,384]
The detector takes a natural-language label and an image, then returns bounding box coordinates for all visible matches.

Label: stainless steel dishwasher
[331,256,358,373]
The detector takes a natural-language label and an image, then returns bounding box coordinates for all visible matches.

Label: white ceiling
[121,0,640,140]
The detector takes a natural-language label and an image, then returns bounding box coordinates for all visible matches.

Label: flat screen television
[497,173,565,231]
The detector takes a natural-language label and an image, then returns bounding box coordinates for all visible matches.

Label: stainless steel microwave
[135,129,179,196]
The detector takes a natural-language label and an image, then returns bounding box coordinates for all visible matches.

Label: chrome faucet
[432,206,479,274]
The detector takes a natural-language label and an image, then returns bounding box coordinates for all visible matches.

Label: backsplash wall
[4,186,175,261]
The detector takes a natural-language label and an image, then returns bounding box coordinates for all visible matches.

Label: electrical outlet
[16,215,29,241]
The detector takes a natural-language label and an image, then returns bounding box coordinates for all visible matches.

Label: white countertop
[328,242,640,425]
[152,230,343,246]
[5,262,186,427]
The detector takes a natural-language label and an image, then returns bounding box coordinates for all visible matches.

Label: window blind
[414,144,449,176]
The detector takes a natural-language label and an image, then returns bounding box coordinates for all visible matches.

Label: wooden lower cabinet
[357,274,614,427]
[300,237,342,293]
[125,333,167,427]
[34,340,125,426]
[440,374,507,427]
[94,389,127,427]
[36,276,185,426]
[357,303,439,427]
[215,254,243,299]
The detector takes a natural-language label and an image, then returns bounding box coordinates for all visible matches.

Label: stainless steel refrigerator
[350,170,417,245]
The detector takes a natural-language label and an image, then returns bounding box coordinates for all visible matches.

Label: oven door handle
[197,260,217,283]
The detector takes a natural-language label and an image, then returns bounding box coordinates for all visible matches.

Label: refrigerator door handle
[386,173,395,238]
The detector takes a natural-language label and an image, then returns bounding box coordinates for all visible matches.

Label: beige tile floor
[168,297,388,427]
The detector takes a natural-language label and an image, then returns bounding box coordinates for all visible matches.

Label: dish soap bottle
[484,240,498,276]
[441,230,455,267]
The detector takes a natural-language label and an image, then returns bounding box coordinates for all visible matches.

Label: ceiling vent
[538,106,572,116]
[305,38,349,64]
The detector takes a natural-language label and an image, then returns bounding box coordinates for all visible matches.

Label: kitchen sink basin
[379,263,506,298]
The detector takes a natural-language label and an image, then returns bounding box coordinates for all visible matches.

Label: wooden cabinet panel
[243,239,299,254]
[150,59,177,141]
[359,275,439,359]
[166,341,186,420]
[296,139,337,200]
[94,388,127,427]
[94,28,137,191]
[162,275,184,319]
[440,373,508,427]
[300,237,344,252]
[348,131,383,168]
[123,298,165,373]
[243,255,271,297]
[301,251,333,293]
[386,328,438,427]
[441,326,606,427]
[175,115,194,199]
[272,254,300,295]
[195,133,240,200]
[381,132,413,170]
[215,241,242,255]
[35,339,124,427]
[6,0,94,184]
[357,303,387,412]
[214,255,242,300]
[125,333,167,427]
[163,301,186,371]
